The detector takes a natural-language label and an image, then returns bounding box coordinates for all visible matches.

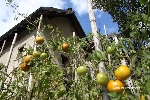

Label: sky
[0,0,118,36]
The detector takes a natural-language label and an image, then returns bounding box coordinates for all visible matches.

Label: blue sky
[0,0,118,36]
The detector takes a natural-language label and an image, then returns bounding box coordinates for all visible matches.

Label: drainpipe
[5,33,18,71]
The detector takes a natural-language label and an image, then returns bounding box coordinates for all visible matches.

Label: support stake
[86,0,110,100]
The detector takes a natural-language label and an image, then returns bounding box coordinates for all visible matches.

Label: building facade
[0,7,86,74]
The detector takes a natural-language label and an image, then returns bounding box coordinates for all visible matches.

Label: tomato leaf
[107,91,117,98]
[57,90,66,99]
[144,80,150,94]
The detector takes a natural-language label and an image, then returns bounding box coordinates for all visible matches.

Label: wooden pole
[73,32,78,83]
[86,0,110,100]
[0,40,6,55]
[28,15,43,91]
[5,33,18,70]
[104,25,110,62]
[104,25,113,79]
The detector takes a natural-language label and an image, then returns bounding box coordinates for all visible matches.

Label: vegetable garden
[1,0,150,100]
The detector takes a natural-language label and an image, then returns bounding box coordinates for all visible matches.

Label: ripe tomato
[35,36,44,44]
[115,65,131,80]
[77,66,88,75]
[33,51,41,57]
[96,72,109,86]
[107,80,124,94]
[62,43,69,50]
[24,55,34,64]
[20,63,30,72]
[106,46,115,54]
[40,53,48,59]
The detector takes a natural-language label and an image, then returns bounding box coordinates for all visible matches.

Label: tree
[92,0,149,37]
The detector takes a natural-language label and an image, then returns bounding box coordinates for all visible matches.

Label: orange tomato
[107,80,124,94]
[35,36,44,44]
[20,63,30,72]
[115,65,131,80]
[62,43,69,50]
[24,55,34,64]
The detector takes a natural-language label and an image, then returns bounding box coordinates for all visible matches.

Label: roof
[0,7,86,47]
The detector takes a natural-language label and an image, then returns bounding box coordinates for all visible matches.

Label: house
[0,7,86,74]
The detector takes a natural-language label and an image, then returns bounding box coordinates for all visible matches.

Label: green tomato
[95,51,101,60]
[40,53,48,59]
[106,46,115,54]
[33,51,41,57]
[96,72,109,86]
[95,51,106,60]
[58,46,61,50]
[77,66,88,75]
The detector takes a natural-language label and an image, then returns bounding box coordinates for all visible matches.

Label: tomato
[95,51,106,60]
[115,65,131,80]
[76,66,88,75]
[107,80,124,94]
[96,72,109,86]
[24,55,34,64]
[95,51,102,60]
[58,45,61,50]
[20,63,30,72]
[106,46,115,54]
[40,53,48,59]
[35,36,44,44]
[62,43,69,50]
[33,51,41,57]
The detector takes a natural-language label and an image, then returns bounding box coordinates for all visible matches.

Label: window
[61,54,69,67]
[17,44,26,62]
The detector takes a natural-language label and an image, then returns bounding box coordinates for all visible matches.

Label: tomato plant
[2,2,150,99]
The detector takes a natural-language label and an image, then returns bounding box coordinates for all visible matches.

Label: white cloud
[70,0,103,17]
[70,0,87,16]
[0,0,67,36]
[0,0,103,36]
